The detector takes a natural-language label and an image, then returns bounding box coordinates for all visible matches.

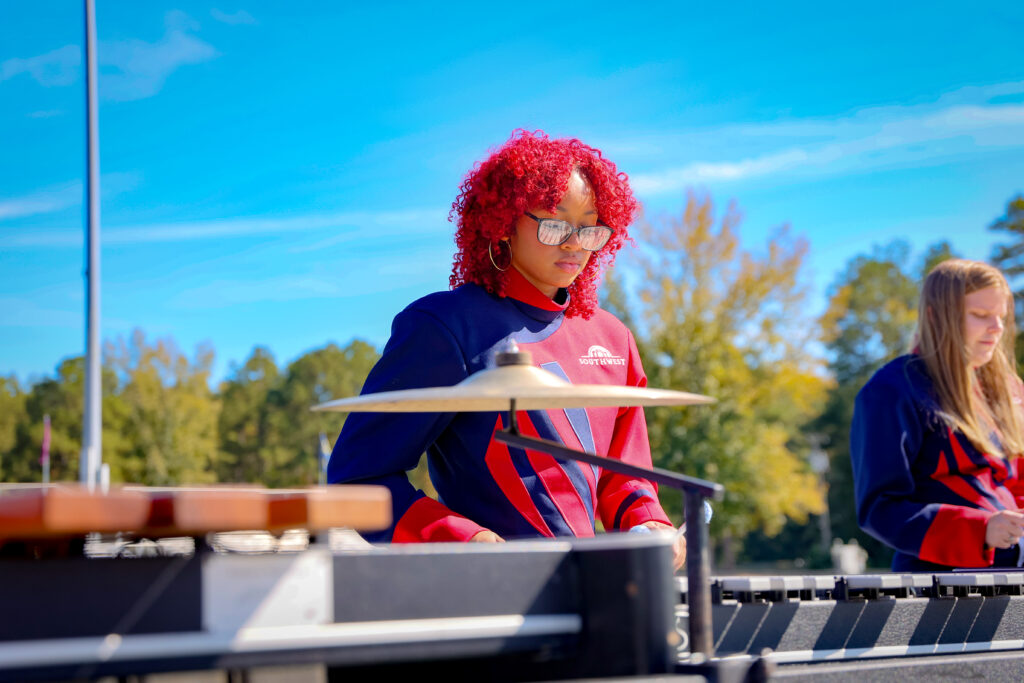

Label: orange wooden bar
[0,484,390,541]
[0,485,150,538]
[267,486,393,532]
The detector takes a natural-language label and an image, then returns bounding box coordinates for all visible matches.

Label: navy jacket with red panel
[328,268,672,542]
[851,354,1024,571]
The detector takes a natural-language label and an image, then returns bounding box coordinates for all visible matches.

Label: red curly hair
[449,130,638,319]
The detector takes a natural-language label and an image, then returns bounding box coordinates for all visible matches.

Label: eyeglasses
[525,212,613,252]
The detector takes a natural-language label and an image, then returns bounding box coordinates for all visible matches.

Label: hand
[640,521,687,571]
[469,529,505,543]
[985,510,1024,549]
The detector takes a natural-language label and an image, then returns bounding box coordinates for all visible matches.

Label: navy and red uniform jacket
[328,268,672,543]
[852,354,1024,571]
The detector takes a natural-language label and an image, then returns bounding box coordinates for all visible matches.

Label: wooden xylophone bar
[0,483,391,542]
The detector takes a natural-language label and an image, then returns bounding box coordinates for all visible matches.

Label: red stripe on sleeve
[618,493,672,530]
[392,497,486,543]
[918,504,995,568]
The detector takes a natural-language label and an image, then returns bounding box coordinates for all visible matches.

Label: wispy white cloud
[0,172,141,224]
[167,244,452,310]
[0,12,218,101]
[0,297,81,329]
[634,150,812,190]
[628,81,1024,195]
[171,275,347,307]
[0,208,448,249]
[0,182,80,221]
[27,109,64,119]
[210,8,257,25]
[100,11,219,102]
[0,290,134,331]
[1,10,218,100]
[0,45,80,86]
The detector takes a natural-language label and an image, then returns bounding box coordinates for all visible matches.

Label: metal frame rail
[676,570,1024,679]
[0,537,677,682]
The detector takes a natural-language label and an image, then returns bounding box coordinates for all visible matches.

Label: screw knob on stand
[493,341,532,368]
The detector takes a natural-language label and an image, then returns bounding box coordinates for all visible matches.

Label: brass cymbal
[312,362,714,413]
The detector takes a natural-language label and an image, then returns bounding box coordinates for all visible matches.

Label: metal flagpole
[79,0,102,488]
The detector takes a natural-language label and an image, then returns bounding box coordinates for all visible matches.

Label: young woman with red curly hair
[329,130,682,565]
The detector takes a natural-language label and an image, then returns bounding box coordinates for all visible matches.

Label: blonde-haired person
[851,259,1024,571]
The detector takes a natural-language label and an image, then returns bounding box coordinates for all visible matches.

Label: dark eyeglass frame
[525,212,613,252]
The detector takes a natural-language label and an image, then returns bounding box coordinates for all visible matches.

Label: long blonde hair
[915,259,1023,457]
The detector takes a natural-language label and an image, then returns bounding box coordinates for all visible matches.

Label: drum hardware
[0,536,681,681]
[314,343,727,661]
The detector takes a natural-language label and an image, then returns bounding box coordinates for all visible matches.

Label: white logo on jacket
[578,345,626,366]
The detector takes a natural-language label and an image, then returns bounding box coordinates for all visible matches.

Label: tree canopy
[612,193,828,555]
[990,195,1024,366]
[1,333,378,488]
[990,194,1024,284]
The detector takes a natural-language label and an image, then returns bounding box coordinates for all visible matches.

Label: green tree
[990,194,1024,282]
[820,242,919,387]
[921,240,958,277]
[989,194,1024,366]
[217,346,281,483]
[22,359,87,482]
[11,358,123,482]
[106,330,219,485]
[621,193,828,564]
[262,340,379,487]
[0,375,27,479]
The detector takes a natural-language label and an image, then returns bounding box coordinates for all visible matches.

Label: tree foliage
[990,194,1024,283]
[3,333,379,487]
[819,242,919,386]
[263,341,379,487]
[921,241,958,277]
[620,193,828,546]
[217,346,281,483]
[105,330,219,485]
[990,194,1024,366]
[0,375,27,479]
[6,358,125,483]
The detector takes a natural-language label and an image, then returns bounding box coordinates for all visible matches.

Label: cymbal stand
[493,404,725,661]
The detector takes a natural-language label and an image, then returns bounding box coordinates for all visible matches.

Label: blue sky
[2,2,1023,385]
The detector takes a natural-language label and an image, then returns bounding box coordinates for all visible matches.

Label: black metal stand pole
[494,431,720,498]
[685,491,713,657]
[493,424,723,659]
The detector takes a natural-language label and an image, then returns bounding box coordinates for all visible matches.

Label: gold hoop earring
[489,240,512,271]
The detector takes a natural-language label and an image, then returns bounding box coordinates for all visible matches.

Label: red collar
[505,267,569,312]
